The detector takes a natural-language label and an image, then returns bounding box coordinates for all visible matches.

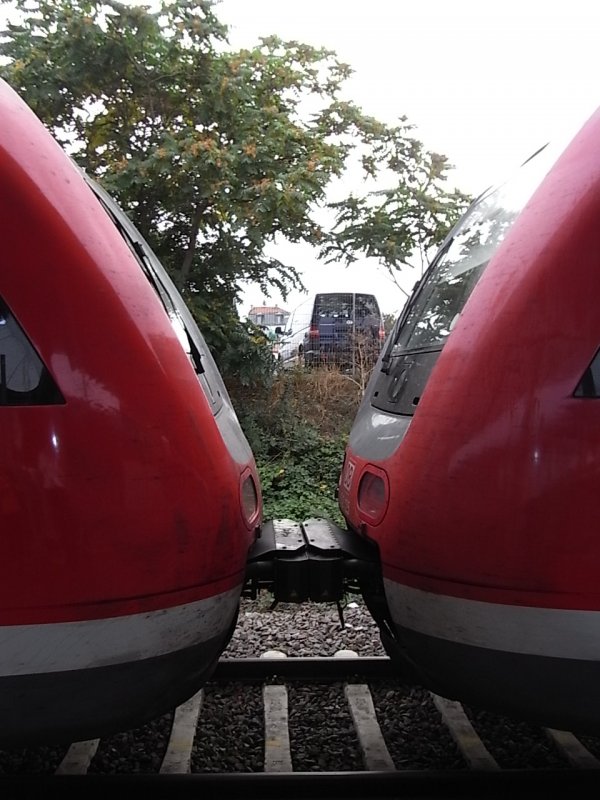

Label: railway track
[2,651,600,798]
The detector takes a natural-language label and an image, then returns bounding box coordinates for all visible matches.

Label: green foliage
[322,149,472,280]
[258,428,346,526]
[231,368,361,524]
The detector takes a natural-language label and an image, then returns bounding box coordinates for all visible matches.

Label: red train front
[339,109,600,733]
[0,78,261,745]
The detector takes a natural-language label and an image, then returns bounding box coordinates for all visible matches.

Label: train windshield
[391,142,558,354]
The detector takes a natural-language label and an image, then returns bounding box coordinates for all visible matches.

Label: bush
[229,367,362,524]
[258,430,347,525]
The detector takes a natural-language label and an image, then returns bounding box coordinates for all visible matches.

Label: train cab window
[393,199,519,354]
[373,142,560,417]
[574,349,600,397]
[0,296,64,405]
[389,142,558,359]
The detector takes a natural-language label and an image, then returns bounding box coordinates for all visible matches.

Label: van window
[311,293,382,338]
[313,293,381,322]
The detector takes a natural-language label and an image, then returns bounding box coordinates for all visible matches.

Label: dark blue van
[303,292,384,368]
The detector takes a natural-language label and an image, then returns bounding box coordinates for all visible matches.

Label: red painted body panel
[0,79,259,623]
[343,109,600,611]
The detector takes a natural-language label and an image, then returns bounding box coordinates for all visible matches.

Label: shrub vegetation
[229,366,363,525]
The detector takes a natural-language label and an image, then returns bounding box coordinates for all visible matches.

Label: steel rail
[213,654,395,682]
[1,768,600,799]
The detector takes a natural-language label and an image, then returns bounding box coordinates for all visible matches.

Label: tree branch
[176,201,208,291]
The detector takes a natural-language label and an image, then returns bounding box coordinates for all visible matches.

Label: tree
[0,0,470,379]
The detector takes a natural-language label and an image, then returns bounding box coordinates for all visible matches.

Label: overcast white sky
[215,0,599,318]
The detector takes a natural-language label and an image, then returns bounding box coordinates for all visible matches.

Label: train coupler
[243,517,381,604]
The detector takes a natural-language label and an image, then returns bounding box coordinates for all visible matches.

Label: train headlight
[240,470,259,527]
[357,468,389,525]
